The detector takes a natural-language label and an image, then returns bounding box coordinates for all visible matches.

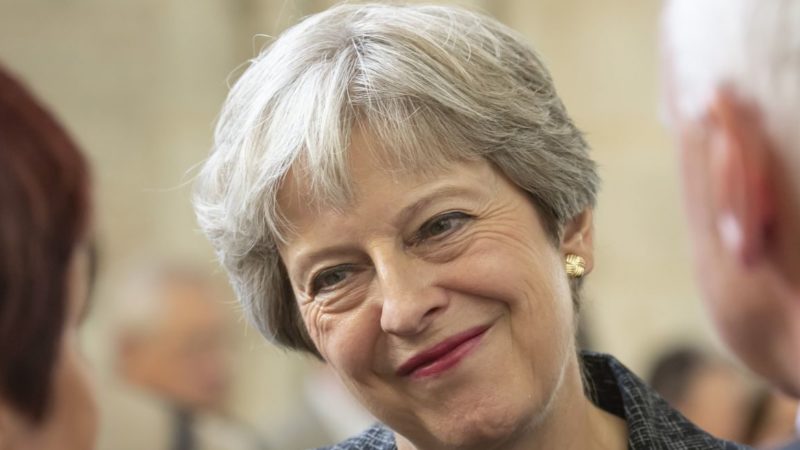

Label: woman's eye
[416,212,472,242]
[311,267,351,293]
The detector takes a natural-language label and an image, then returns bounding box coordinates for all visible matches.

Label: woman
[0,66,96,449]
[194,4,749,449]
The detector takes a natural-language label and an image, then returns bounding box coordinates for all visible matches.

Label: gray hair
[194,3,599,356]
[662,0,800,186]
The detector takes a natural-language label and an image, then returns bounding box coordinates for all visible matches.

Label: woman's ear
[707,89,775,266]
[560,208,594,275]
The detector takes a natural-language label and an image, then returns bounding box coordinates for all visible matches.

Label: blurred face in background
[120,281,232,411]
[0,244,97,450]
[661,0,800,396]
[674,363,751,442]
[665,89,800,396]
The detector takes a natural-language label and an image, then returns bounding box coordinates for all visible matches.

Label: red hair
[0,65,91,422]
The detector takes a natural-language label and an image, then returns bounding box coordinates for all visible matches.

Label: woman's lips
[396,325,489,379]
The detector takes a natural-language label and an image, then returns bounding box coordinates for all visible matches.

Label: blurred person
[115,268,230,413]
[275,364,375,449]
[194,4,749,449]
[745,390,800,449]
[98,266,268,450]
[662,1,800,448]
[0,65,96,449]
[648,346,753,442]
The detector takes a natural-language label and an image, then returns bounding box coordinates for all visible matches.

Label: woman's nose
[374,249,449,337]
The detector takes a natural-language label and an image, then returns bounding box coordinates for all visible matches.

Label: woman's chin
[397,398,542,450]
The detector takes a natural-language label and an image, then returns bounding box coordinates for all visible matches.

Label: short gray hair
[662,0,800,185]
[194,3,599,356]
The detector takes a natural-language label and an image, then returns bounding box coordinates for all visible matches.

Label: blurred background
[0,0,795,448]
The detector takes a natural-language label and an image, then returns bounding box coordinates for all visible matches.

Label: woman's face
[1,245,97,449]
[279,137,590,448]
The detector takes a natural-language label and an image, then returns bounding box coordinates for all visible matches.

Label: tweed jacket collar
[317,352,751,450]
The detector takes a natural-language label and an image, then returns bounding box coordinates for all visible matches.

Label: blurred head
[114,267,232,411]
[195,4,600,447]
[0,66,95,449]
[648,347,752,441]
[661,0,800,396]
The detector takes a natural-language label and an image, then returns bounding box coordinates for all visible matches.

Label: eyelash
[409,211,472,245]
[309,211,473,295]
[310,264,355,295]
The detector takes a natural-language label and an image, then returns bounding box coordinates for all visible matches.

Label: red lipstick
[396,325,489,379]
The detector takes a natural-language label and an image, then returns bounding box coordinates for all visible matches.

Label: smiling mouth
[396,325,490,379]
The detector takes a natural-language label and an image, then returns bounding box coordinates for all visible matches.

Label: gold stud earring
[565,254,586,278]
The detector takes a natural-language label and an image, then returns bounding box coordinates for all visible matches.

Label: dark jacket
[316,352,752,450]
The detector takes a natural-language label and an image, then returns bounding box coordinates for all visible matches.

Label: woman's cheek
[332,307,385,378]
[304,307,359,366]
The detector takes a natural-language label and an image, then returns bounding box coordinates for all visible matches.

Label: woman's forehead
[275,151,497,236]
[277,128,482,211]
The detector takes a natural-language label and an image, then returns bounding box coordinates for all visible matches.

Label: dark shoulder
[314,423,395,450]
[581,352,753,449]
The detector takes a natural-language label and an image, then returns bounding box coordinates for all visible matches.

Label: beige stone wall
[0,0,727,442]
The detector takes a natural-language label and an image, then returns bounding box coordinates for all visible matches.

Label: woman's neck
[505,356,628,450]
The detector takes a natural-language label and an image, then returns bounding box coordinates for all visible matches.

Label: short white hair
[662,0,800,173]
[194,3,599,356]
